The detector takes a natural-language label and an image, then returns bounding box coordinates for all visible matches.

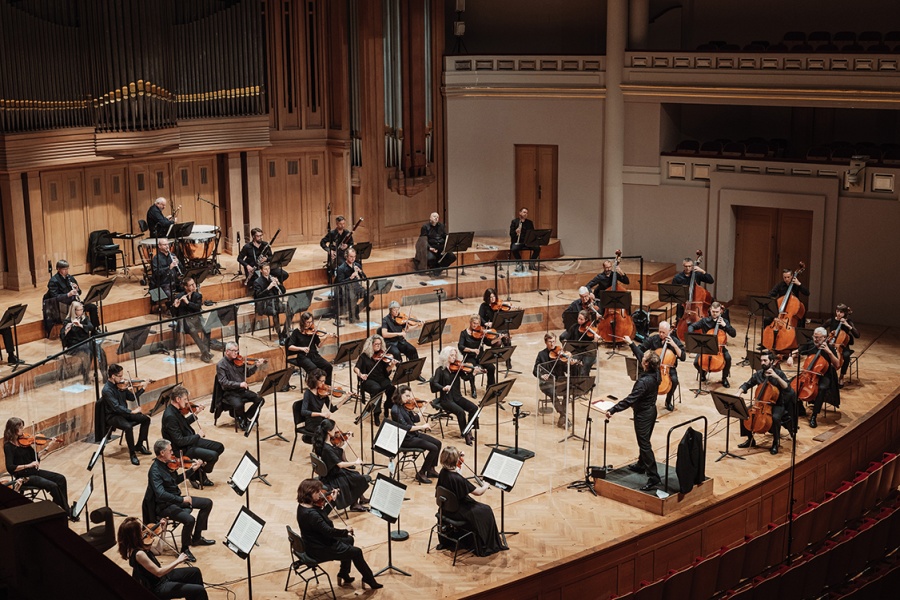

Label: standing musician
[737,350,795,455]
[479,288,513,371]
[312,419,370,512]
[253,263,291,342]
[297,369,338,434]
[458,315,497,399]
[823,303,860,384]
[116,516,209,600]
[0,316,21,365]
[765,268,810,327]
[320,215,355,282]
[147,439,214,563]
[586,259,630,296]
[216,342,266,433]
[102,364,152,466]
[430,346,479,446]
[626,321,685,412]
[147,197,177,238]
[61,301,97,385]
[150,239,182,307]
[335,247,368,324]
[436,446,508,556]
[170,277,213,364]
[161,385,223,489]
[238,227,287,286]
[420,212,456,276]
[534,333,574,429]
[379,301,423,376]
[687,301,736,388]
[672,257,714,323]
[4,417,76,521]
[509,207,540,271]
[296,479,382,590]
[599,352,663,492]
[286,311,334,385]
[390,386,441,484]
[45,259,100,329]
[353,334,396,423]
[559,309,599,377]
[789,326,840,429]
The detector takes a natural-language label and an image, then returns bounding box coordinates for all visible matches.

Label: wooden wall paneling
[129,161,173,229]
[515,145,538,218]
[325,0,348,131]
[83,166,130,270]
[536,145,559,236]
[261,156,288,243]
[302,152,327,239]
[25,172,47,286]
[303,0,325,129]
[328,148,349,219]
[41,170,87,272]
[171,158,218,228]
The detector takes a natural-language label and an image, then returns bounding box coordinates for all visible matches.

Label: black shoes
[809,414,818,428]
[182,548,197,562]
[426,469,440,478]
[337,574,355,586]
[464,433,474,446]
[665,397,674,412]
[770,442,779,455]
[417,376,427,383]
[627,463,645,474]
[699,372,707,382]
[192,536,216,546]
[201,476,214,487]
[362,577,384,590]
[737,437,756,449]
[130,454,140,466]
[415,472,433,485]
[470,385,477,399]
[722,378,730,388]
[640,480,660,492]
[138,443,152,456]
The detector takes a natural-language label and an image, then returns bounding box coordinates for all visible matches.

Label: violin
[303,325,333,339]
[142,520,169,545]
[699,316,728,373]
[17,433,60,448]
[332,428,353,448]
[393,313,423,326]
[313,489,338,509]
[548,345,581,365]
[448,360,477,374]
[578,322,602,341]
[165,456,194,471]
[116,378,154,390]
[762,262,807,353]
[316,382,356,403]
[596,250,636,343]
[233,354,266,367]
[676,250,713,340]
[372,350,399,365]
[178,402,204,416]
[489,300,518,312]
[471,325,505,342]
[402,396,428,411]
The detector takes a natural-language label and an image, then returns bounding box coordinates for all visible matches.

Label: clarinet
[67,275,82,303]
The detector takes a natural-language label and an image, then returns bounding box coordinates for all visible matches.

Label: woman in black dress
[61,301,97,384]
[436,446,507,557]
[312,419,369,511]
[389,385,441,484]
[116,516,208,600]
[458,315,496,398]
[353,334,396,422]
[286,311,334,385]
[296,478,382,590]
[430,346,479,445]
[478,288,513,370]
[296,368,337,434]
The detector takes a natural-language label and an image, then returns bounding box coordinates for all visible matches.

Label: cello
[829,306,853,372]
[743,359,782,435]
[698,313,727,373]
[762,262,806,352]
[655,338,678,396]
[789,336,834,405]
[676,250,712,340]
[596,250,636,343]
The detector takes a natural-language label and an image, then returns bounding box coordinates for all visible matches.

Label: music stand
[522,228,552,291]
[116,326,152,377]
[711,391,749,462]
[560,375,594,444]
[745,295,777,365]
[182,266,209,288]
[223,506,266,600]
[259,368,293,443]
[354,242,373,262]
[657,283,687,325]
[148,287,170,356]
[334,338,364,400]
[229,451,260,508]
[391,357,425,387]
[146,383,179,417]
[370,473,411,577]
[0,304,28,371]
[474,378,516,457]
[481,447,526,543]
[417,318,446,376]
[370,278,393,321]
[685,332,718,396]
[87,428,126,517]
[83,279,115,332]
[270,247,296,271]
[286,290,313,315]
[562,340,598,379]
[599,290,633,357]
[204,304,238,346]
[72,476,94,529]
[492,309,524,374]
[354,390,388,473]
[242,404,270,486]
[443,231,473,299]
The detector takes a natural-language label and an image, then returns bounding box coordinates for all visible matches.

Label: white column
[602,0,627,256]
[629,0,649,50]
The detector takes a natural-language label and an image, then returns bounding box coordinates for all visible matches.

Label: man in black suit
[100,364,152,466]
[420,212,456,276]
[150,239,181,305]
[334,247,368,323]
[509,207,540,271]
[170,277,212,363]
[44,259,100,330]
[161,385,223,488]
[147,196,176,238]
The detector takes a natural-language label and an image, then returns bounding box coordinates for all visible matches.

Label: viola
[473,326,505,342]
[313,490,337,509]
[654,338,678,396]
[762,262,807,353]
[142,520,168,544]
[116,378,154,390]
[676,250,713,340]
[233,354,265,367]
[596,250,636,343]
[178,401,204,416]
[699,316,728,373]
[743,360,782,435]
[165,456,194,471]
[17,433,59,448]
[790,340,833,404]
[372,350,399,365]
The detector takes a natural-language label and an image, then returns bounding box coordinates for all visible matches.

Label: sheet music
[231,452,258,493]
[369,476,405,520]
[73,477,93,518]
[373,421,407,457]
[87,432,110,471]
[591,399,617,412]
[226,508,264,555]
[482,451,523,489]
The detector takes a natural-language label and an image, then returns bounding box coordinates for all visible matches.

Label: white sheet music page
[231,453,257,492]
[483,452,523,489]
[374,421,407,456]
[227,511,263,555]
[369,478,405,520]
[591,399,616,412]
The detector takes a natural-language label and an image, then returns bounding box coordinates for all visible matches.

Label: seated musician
[737,350,796,455]
[672,257,714,324]
[533,333,572,429]
[44,259,100,332]
[334,247,367,324]
[150,240,182,308]
[764,268,810,327]
[353,334,396,423]
[437,446,508,556]
[563,287,602,321]
[789,326,840,429]
[479,288,513,371]
[161,385,223,489]
[320,216,354,283]
[215,342,266,432]
[170,277,212,363]
[379,302,423,378]
[430,346,478,446]
[238,227,287,286]
[297,368,337,435]
[559,309,598,377]
[147,197,176,238]
[458,315,498,399]
[116,516,209,600]
[687,301,736,388]
[421,212,456,276]
[626,321,685,412]
[4,417,77,521]
[509,207,540,271]
[253,263,291,342]
[312,419,369,512]
[390,385,441,484]
[823,303,860,384]
[61,301,97,385]
[286,311,334,385]
[147,439,214,563]
[102,364,152,466]
[586,259,630,296]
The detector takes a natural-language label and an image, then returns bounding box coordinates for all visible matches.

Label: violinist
[437,446,508,556]
[765,268,810,327]
[379,301,423,373]
[430,346,479,446]
[823,303,860,384]
[296,478,382,590]
[117,517,208,600]
[161,385,223,489]
[559,309,598,377]
[170,277,213,364]
[509,207,540,271]
[479,288,513,371]
[253,263,291,342]
[353,335,396,423]
[598,352,662,492]
[147,439,214,563]
[297,369,337,433]
[44,259,100,329]
[335,247,368,324]
[737,351,795,455]
[61,301,97,385]
[390,385,441,484]
[147,196,177,238]
[789,326,840,429]
[287,311,334,385]
[421,212,456,276]
[3,417,76,521]
[216,342,266,433]
[150,240,182,308]
[320,216,355,281]
[627,321,685,412]
[672,257,714,323]
[533,333,571,429]
[586,259,630,296]
[564,287,602,325]
[239,227,288,287]
[688,301,736,388]
[458,314,496,398]
[102,364,152,466]
[312,420,370,512]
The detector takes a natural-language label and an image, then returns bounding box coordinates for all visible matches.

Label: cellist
[672,256,714,324]
[764,268,810,328]
[788,327,840,429]
[688,301,736,388]
[626,321,685,412]
[737,351,795,455]
[822,303,860,385]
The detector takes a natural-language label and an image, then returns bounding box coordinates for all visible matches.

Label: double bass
[762,262,806,352]
[743,360,782,435]
[596,250,636,343]
[676,250,712,340]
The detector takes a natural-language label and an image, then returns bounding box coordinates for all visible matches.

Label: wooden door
[171,158,219,228]
[129,162,173,232]
[42,170,87,272]
[262,152,328,246]
[733,206,813,305]
[514,144,558,237]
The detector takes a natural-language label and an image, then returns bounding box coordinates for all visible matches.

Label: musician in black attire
[737,350,795,455]
[600,352,662,491]
[458,314,496,398]
[353,335,396,422]
[320,216,355,283]
[379,301,422,369]
[478,288,513,370]
[586,259,630,296]
[436,446,507,556]
[44,259,100,330]
[61,301,97,384]
[626,321,684,412]
[672,257,714,323]
[823,303,860,382]
[116,516,208,600]
[312,419,369,512]
[790,327,841,429]
[170,278,212,363]
[102,364,152,466]
[216,342,266,432]
[147,439,214,562]
[296,478,382,589]
[297,369,337,435]
[687,301,736,388]
[431,346,478,445]
[764,268,810,327]
[421,212,456,275]
[238,227,287,286]
[334,247,368,323]
[390,386,441,484]
[161,385,223,488]
[150,240,182,307]
[0,319,21,365]
[253,263,291,341]
[559,309,598,377]
[147,197,176,238]
[563,287,602,323]
[286,311,334,384]
[534,333,572,428]
[509,207,540,270]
